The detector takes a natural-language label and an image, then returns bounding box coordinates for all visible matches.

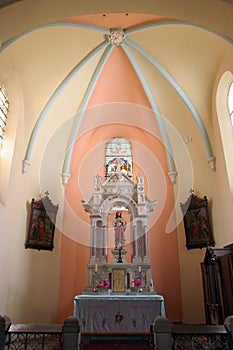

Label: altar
[74,294,165,333]
[76,138,165,337]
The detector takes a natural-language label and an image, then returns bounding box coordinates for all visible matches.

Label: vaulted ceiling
[0,1,233,187]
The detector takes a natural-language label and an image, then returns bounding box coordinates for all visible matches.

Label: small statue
[112,211,126,249]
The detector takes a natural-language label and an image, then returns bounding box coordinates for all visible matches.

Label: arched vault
[2,18,231,183]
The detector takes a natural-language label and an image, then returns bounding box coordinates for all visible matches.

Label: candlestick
[150,279,154,292]
[92,269,97,292]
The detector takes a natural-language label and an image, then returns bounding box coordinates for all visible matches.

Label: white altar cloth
[73,294,165,333]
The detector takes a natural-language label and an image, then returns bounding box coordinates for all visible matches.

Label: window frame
[227,81,233,126]
[0,83,9,151]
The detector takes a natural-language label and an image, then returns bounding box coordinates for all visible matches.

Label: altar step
[81,333,153,349]
[83,345,152,350]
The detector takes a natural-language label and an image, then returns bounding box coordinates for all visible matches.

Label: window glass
[216,71,233,201]
[105,137,132,179]
[228,82,233,126]
[0,83,9,151]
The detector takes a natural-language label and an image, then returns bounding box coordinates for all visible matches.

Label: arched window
[105,137,132,179]
[0,83,9,153]
[216,71,233,200]
[228,82,233,126]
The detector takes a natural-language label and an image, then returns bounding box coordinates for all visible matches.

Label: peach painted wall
[58,45,182,322]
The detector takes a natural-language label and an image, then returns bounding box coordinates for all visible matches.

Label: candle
[139,266,141,273]
[150,279,154,291]
[94,264,98,273]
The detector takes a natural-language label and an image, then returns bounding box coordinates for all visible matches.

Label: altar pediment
[102,172,136,197]
[82,172,156,216]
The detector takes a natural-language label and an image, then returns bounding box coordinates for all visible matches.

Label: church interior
[0,0,233,330]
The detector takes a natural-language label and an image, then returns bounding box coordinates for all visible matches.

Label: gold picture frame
[25,193,59,251]
[181,192,214,250]
[112,269,126,293]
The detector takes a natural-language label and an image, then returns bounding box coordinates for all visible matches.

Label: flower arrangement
[134,278,142,287]
[99,279,110,289]
[133,271,143,292]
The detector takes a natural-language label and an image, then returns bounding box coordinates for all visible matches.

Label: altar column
[132,218,149,264]
[89,216,107,265]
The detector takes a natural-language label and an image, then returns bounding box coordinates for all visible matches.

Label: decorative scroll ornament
[108,28,126,46]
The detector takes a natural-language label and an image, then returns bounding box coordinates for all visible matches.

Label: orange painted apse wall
[57,30,182,323]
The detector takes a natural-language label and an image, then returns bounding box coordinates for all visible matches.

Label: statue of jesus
[112,211,126,249]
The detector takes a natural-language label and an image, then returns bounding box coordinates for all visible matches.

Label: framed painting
[180,192,214,250]
[25,193,59,251]
[112,269,126,293]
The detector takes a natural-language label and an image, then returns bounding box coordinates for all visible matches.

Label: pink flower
[134,279,142,286]
[99,280,110,288]
[99,280,105,288]
[105,280,110,288]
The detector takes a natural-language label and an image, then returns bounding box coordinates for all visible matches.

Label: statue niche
[113,211,126,249]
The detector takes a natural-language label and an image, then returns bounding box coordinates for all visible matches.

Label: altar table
[73,294,165,333]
